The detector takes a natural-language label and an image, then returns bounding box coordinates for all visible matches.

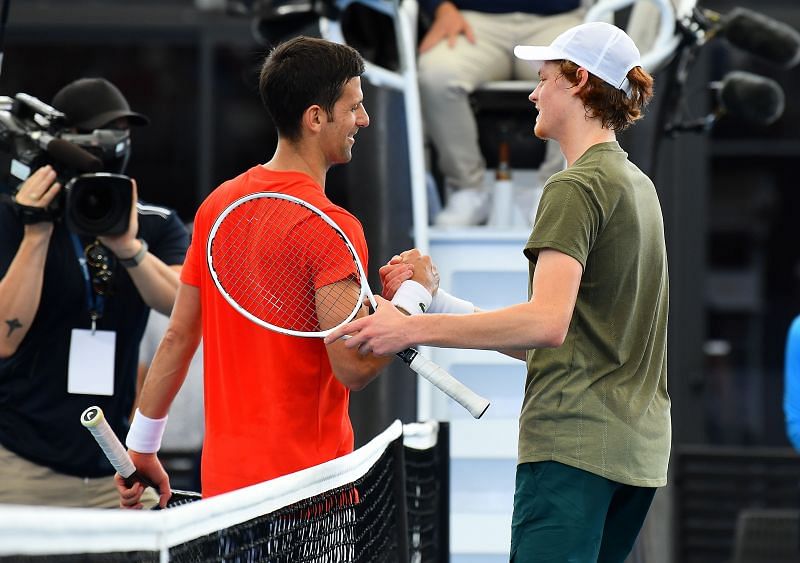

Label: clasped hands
[325,249,438,355]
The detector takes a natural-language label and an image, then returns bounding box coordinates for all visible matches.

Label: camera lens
[65,173,132,236]
[76,185,117,221]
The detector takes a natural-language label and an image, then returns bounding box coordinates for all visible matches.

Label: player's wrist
[126,408,168,454]
[391,280,432,315]
[428,288,474,314]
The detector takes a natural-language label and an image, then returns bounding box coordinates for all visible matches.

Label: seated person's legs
[421,9,585,227]
[418,11,513,227]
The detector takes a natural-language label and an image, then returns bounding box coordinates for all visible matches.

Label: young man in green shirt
[328,21,670,562]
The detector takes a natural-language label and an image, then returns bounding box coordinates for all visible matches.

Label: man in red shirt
[117,36,436,507]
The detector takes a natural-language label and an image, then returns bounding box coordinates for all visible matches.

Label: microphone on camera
[718,7,800,69]
[664,70,785,135]
[33,133,103,173]
[715,70,786,126]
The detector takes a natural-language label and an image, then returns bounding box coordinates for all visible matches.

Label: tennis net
[0,420,448,562]
[404,421,449,563]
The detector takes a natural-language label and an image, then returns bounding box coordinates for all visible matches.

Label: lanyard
[70,233,105,333]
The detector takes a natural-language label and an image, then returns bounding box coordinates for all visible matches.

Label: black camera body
[0,94,64,193]
[0,93,133,236]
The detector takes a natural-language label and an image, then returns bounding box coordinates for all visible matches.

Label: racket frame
[206,191,490,419]
[207,191,374,338]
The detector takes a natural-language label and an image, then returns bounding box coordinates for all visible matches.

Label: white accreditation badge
[67,328,116,395]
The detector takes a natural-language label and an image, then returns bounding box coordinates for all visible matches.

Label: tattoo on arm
[5,319,22,337]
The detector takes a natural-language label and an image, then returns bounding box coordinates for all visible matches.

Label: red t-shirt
[182,166,368,497]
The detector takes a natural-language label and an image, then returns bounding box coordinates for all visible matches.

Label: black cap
[52,78,150,130]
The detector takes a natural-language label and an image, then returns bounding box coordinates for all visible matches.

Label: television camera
[0,92,133,236]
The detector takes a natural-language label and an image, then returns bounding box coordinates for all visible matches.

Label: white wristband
[391,280,432,315]
[428,288,474,315]
[126,408,168,454]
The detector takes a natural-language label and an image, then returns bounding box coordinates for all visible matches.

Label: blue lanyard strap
[70,233,105,330]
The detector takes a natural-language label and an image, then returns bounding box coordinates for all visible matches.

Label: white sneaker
[434,188,490,227]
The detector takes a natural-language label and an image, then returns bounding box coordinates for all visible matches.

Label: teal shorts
[510,461,656,563]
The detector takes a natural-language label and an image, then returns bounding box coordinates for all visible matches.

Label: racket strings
[210,196,362,333]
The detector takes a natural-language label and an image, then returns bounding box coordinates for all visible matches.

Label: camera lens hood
[65,173,133,237]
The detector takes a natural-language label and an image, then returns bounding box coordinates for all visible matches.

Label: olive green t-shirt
[521,141,671,487]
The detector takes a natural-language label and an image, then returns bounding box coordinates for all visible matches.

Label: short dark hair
[259,36,366,142]
[558,60,654,131]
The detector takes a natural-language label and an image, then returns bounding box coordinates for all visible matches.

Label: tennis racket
[206,191,490,419]
[81,406,201,507]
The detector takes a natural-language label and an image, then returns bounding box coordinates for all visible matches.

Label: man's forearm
[136,283,202,418]
[0,231,51,357]
[124,255,181,316]
[420,0,582,17]
[408,301,565,352]
[137,336,195,419]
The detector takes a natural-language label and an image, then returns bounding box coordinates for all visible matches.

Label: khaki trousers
[0,442,158,508]
[418,9,585,192]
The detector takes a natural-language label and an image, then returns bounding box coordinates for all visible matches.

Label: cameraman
[0,78,189,507]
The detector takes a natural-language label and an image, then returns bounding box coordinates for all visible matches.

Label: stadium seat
[732,508,800,563]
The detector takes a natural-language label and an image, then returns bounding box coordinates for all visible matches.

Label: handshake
[379,249,474,316]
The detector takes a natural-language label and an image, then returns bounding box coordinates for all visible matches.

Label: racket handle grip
[80,406,161,493]
[399,349,491,419]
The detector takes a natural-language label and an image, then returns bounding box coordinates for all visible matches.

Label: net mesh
[405,424,449,563]
[168,448,401,562]
[0,421,448,563]
[209,195,363,334]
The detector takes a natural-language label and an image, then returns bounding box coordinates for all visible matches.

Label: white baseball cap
[514,22,641,97]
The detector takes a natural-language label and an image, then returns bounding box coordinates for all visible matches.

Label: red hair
[557,60,654,131]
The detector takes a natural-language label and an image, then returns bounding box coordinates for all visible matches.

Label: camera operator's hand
[13,165,61,236]
[98,180,182,316]
[98,179,140,258]
[16,165,61,208]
